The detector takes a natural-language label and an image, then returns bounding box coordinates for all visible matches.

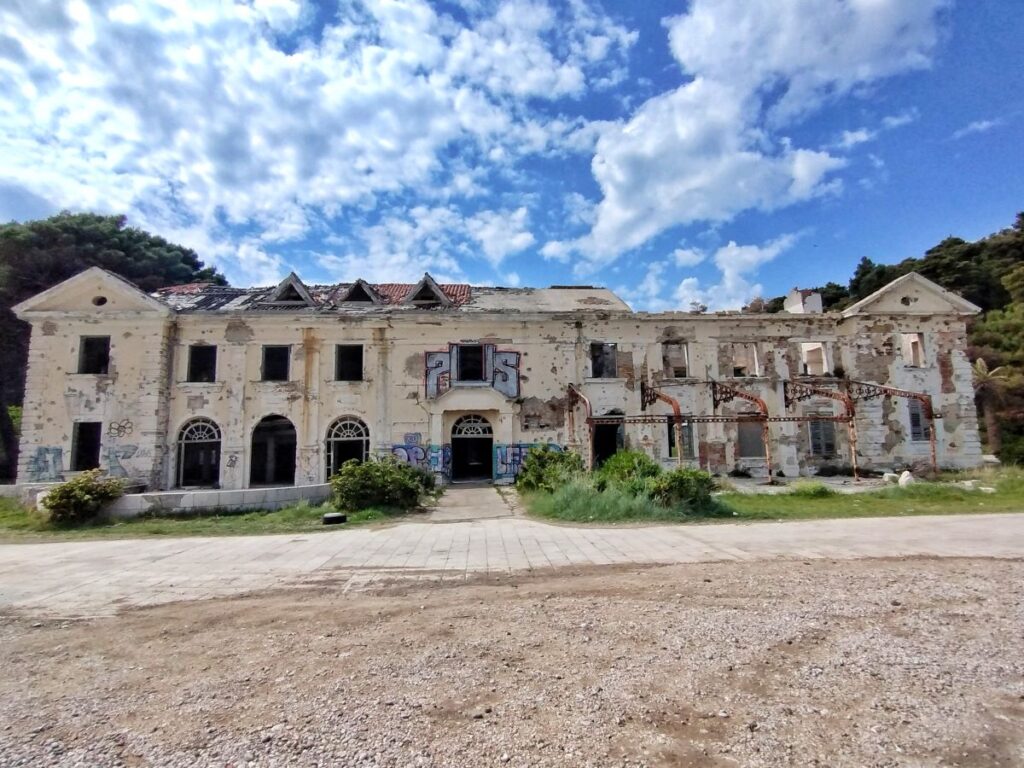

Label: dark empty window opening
[262,346,290,382]
[187,345,217,383]
[71,422,102,471]
[663,342,688,378]
[274,284,306,303]
[78,336,110,374]
[345,283,375,302]
[808,419,837,457]
[667,419,695,459]
[335,345,364,381]
[591,343,618,378]
[411,285,443,306]
[458,345,485,382]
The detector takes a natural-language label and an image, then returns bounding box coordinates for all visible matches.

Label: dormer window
[337,279,381,304]
[404,273,451,308]
[264,273,315,307]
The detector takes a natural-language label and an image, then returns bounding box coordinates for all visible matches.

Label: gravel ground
[1,557,1023,767]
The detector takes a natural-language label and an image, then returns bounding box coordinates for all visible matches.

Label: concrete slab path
[427,485,516,522]
[1,512,1023,617]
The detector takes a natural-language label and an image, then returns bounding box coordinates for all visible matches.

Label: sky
[0,0,1021,309]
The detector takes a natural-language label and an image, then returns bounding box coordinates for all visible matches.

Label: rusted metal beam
[641,382,684,467]
[844,379,938,474]
[566,383,594,471]
[708,380,774,482]
[784,380,860,481]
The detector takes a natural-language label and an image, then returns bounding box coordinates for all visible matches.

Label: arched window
[452,414,493,436]
[325,416,370,477]
[177,418,221,487]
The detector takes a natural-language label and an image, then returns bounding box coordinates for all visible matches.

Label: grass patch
[526,480,685,523]
[0,497,419,541]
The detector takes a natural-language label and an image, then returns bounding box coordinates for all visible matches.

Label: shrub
[407,464,437,493]
[788,480,837,498]
[330,457,423,511]
[43,469,125,526]
[516,446,584,493]
[647,468,717,510]
[597,450,662,486]
[530,478,673,521]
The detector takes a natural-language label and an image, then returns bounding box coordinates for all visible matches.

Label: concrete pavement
[2,497,1023,617]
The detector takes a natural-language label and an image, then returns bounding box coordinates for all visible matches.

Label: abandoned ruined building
[13,266,983,490]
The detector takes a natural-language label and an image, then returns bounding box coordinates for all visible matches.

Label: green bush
[330,457,425,511]
[43,469,125,526]
[647,468,717,510]
[529,478,674,522]
[515,446,584,493]
[596,450,662,485]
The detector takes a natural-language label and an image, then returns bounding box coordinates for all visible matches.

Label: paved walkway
[1,511,1023,617]
[427,485,517,522]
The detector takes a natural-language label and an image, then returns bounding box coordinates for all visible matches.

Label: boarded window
[729,343,759,377]
[737,420,765,457]
[808,419,836,456]
[261,346,290,382]
[335,345,363,381]
[662,342,689,378]
[187,345,217,382]
[591,343,618,378]
[666,419,696,459]
[71,422,102,471]
[78,336,110,374]
[908,399,932,441]
[900,333,925,367]
[457,344,485,381]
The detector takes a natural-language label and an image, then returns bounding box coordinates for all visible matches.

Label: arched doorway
[451,414,493,482]
[250,415,297,486]
[177,418,221,487]
[593,409,625,468]
[325,416,370,478]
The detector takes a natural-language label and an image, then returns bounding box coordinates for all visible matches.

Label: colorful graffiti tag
[25,446,63,482]
[389,433,452,479]
[424,344,521,399]
[494,442,562,482]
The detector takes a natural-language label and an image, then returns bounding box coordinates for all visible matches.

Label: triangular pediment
[265,272,315,306]
[12,267,173,317]
[403,273,451,307]
[841,272,981,317]
[338,279,382,304]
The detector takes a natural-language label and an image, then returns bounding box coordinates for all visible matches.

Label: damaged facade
[13,267,983,489]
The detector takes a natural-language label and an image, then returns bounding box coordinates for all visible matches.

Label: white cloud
[672,247,706,268]
[617,261,674,312]
[672,233,800,310]
[465,207,536,267]
[556,0,947,270]
[836,128,876,149]
[0,0,633,284]
[952,118,1004,140]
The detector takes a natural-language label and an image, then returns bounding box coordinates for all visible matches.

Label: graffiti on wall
[425,344,521,399]
[104,444,139,478]
[390,433,452,479]
[494,442,562,482]
[106,419,134,439]
[25,447,63,482]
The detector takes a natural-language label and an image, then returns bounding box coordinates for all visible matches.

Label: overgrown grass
[523,468,1024,524]
[0,497,418,541]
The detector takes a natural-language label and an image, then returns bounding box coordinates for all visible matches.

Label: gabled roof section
[336,279,382,304]
[264,272,316,306]
[841,272,982,318]
[13,266,173,317]
[403,273,452,307]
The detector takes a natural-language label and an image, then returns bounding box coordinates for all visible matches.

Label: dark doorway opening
[71,422,102,471]
[250,415,297,485]
[592,411,624,467]
[177,419,221,487]
[451,414,493,482]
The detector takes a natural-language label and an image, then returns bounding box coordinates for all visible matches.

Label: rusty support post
[761,419,774,482]
[567,384,594,471]
[783,380,860,481]
[925,394,938,476]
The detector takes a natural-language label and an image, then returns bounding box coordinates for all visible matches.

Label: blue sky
[0,0,1021,309]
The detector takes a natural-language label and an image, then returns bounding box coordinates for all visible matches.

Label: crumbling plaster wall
[17,315,172,486]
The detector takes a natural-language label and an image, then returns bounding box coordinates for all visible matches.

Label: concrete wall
[15,276,983,490]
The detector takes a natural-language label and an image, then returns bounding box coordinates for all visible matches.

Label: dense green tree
[0,212,226,479]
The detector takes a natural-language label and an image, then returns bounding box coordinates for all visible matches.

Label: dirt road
[2,558,1022,767]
